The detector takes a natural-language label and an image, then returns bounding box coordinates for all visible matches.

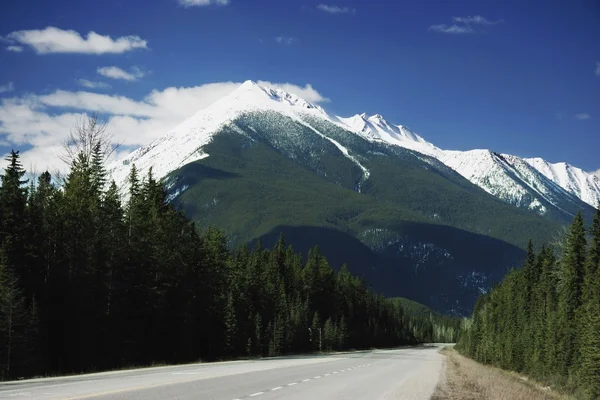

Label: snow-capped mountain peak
[109,80,599,213]
[336,113,441,157]
[237,80,324,113]
[524,157,600,208]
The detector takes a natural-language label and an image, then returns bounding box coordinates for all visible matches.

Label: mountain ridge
[109,80,599,214]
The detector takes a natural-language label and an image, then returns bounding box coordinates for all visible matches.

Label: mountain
[438,150,594,222]
[524,157,600,208]
[108,81,594,314]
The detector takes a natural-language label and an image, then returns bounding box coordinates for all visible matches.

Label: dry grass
[432,347,574,400]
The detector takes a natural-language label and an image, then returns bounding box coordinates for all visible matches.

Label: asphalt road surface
[0,345,445,400]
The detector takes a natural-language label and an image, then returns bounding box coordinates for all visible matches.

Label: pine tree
[0,151,29,296]
[311,311,321,352]
[323,318,335,351]
[224,291,237,356]
[579,207,600,398]
[0,254,31,379]
[338,316,348,350]
[578,267,600,399]
[557,212,586,376]
[254,313,263,356]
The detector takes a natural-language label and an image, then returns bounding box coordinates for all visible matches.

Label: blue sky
[0,0,598,173]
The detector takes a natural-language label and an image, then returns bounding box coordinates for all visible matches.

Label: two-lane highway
[0,345,444,400]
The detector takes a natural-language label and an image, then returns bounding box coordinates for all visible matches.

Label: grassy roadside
[432,346,575,400]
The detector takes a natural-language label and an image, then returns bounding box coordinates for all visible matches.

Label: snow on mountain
[525,158,600,208]
[439,150,546,213]
[109,80,334,187]
[438,150,596,215]
[109,80,599,213]
[336,113,442,157]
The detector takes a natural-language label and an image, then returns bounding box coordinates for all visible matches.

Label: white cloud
[178,0,230,7]
[0,82,15,93]
[275,36,295,45]
[97,66,145,81]
[6,45,23,52]
[317,4,356,14]
[6,27,148,54]
[428,24,475,34]
[430,15,502,34]
[596,62,600,76]
[77,79,111,89]
[0,81,329,173]
[453,15,503,25]
[575,113,591,120]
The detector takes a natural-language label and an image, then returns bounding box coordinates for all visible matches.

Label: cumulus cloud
[275,36,294,45]
[317,4,356,14]
[6,45,23,52]
[5,27,148,54]
[575,113,591,120]
[0,80,329,173]
[428,24,475,34]
[97,66,145,81]
[178,0,230,7]
[77,79,111,89]
[0,82,14,93]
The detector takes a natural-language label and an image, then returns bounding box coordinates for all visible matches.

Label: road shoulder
[432,347,572,400]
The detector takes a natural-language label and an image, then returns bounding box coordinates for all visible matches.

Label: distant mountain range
[108,81,598,314]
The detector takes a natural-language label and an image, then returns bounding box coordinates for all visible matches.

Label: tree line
[457,208,600,399]
[0,118,459,380]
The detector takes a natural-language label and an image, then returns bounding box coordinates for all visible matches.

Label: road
[0,345,445,400]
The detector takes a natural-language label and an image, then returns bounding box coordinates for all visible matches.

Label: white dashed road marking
[235,360,377,399]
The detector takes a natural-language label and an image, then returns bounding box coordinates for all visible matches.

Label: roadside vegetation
[457,208,600,399]
[433,346,572,400]
[0,116,459,381]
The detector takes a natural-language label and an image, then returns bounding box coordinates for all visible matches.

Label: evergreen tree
[557,212,586,376]
[0,254,34,379]
[458,210,600,396]
[579,207,600,398]
[0,143,460,380]
[224,291,237,356]
[323,318,335,351]
[0,151,29,296]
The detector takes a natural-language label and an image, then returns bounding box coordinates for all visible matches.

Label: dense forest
[457,208,600,399]
[0,119,459,381]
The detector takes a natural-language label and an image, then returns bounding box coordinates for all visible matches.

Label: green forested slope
[167,117,564,313]
[457,209,600,399]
